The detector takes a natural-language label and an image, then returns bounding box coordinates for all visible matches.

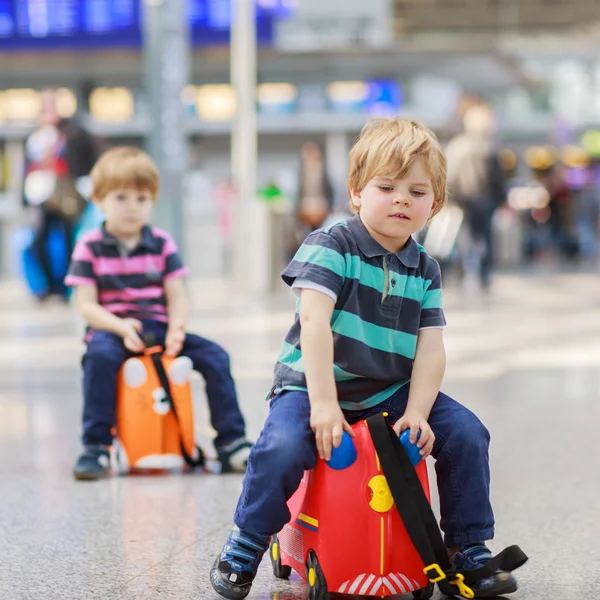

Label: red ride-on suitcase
[271,417,434,600]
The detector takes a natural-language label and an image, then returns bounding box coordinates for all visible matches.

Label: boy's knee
[453,411,490,450]
[258,424,315,474]
[212,344,231,368]
[188,339,231,369]
[84,338,125,371]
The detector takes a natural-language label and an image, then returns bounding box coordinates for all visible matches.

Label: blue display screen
[0,0,278,49]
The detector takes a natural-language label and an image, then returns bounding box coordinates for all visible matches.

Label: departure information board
[0,0,282,49]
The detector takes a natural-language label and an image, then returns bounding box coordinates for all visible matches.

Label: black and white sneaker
[217,439,253,473]
[210,529,269,599]
[73,445,110,480]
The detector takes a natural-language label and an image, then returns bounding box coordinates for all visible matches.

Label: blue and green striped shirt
[272,215,446,410]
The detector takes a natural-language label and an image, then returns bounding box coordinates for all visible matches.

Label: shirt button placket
[389,254,403,313]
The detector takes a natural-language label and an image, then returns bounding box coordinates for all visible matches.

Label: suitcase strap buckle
[423,563,446,583]
[449,573,474,599]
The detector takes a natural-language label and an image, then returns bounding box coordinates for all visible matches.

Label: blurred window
[326,80,402,115]
[55,88,77,118]
[195,85,237,122]
[326,81,369,112]
[89,87,134,123]
[257,83,297,114]
[0,89,41,122]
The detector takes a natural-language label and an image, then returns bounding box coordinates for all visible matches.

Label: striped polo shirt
[272,215,446,410]
[64,225,188,323]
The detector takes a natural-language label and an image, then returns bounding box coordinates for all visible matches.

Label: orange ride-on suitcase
[112,343,205,474]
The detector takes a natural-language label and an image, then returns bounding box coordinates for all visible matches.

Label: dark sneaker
[73,445,110,480]
[438,544,518,598]
[217,439,253,473]
[210,529,270,599]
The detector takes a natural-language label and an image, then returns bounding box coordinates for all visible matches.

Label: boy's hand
[310,401,355,461]
[165,326,185,357]
[120,318,145,353]
[393,410,435,459]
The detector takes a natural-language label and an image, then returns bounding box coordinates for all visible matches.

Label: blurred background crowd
[1,0,600,298]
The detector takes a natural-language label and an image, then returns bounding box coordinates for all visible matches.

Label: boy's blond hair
[90,147,160,200]
[347,118,447,218]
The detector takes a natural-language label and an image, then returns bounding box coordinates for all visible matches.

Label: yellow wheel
[306,550,329,600]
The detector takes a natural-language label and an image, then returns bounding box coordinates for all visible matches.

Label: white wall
[274,0,393,50]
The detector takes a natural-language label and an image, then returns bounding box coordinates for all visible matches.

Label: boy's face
[350,158,436,253]
[95,187,155,239]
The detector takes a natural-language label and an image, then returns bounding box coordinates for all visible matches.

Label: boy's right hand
[310,401,355,461]
[119,318,145,353]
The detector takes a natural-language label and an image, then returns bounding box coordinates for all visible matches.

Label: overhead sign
[0,0,287,49]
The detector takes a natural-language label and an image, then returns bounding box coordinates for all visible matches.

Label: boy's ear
[349,188,361,210]
[429,200,442,219]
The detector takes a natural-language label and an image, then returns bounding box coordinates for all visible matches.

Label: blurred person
[211,118,520,600]
[65,147,252,480]
[547,165,578,259]
[445,104,507,289]
[289,141,334,259]
[23,88,99,300]
[526,161,576,260]
[213,177,236,274]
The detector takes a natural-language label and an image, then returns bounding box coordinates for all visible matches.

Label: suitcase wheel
[413,582,435,599]
[270,534,292,579]
[305,550,328,600]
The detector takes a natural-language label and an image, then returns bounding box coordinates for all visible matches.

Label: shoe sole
[439,577,518,598]
[73,469,109,481]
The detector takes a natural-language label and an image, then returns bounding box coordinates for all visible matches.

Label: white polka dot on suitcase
[123,357,148,388]
[168,356,193,385]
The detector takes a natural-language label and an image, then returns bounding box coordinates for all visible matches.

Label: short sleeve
[419,260,446,329]
[64,240,96,287]
[281,231,346,300]
[161,232,189,281]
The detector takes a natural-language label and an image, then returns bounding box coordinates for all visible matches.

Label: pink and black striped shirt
[64,225,188,324]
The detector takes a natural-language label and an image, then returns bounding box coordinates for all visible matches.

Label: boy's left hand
[165,326,185,357]
[393,410,435,459]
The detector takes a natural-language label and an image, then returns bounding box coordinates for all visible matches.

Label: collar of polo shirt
[99,223,159,251]
[347,215,420,268]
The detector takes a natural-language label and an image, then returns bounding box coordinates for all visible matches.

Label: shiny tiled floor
[2,272,600,600]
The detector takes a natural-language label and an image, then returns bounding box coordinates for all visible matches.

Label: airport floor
[2,271,599,600]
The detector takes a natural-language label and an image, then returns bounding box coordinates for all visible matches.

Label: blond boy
[210,119,518,599]
[65,147,251,479]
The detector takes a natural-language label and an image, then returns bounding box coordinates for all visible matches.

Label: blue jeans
[234,386,494,548]
[81,320,246,451]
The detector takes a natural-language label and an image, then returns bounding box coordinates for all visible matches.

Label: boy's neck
[104,222,143,249]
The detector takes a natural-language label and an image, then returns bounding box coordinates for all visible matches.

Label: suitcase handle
[142,333,205,470]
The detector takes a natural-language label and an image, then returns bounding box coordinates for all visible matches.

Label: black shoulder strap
[366,414,527,593]
[146,347,204,469]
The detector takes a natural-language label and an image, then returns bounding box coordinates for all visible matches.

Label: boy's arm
[393,328,446,457]
[75,284,144,352]
[164,277,188,357]
[76,284,125,334]
[406,328,446,418]
[299,289,353,461]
